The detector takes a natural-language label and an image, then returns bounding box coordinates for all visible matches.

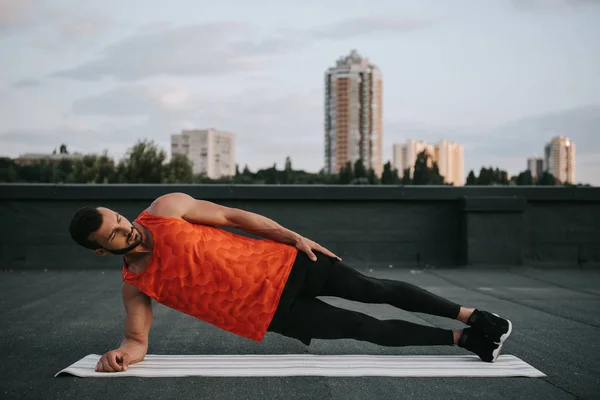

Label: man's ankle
[453,329,463,345]
[457,307,475,324]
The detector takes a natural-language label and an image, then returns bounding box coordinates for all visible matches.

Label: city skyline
[1,1,599,185]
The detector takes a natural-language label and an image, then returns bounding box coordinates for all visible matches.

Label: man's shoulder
[145,192,191,219]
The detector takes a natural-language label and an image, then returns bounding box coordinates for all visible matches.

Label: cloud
[0,0,36,33]
[51,15,430,82]
[0,125,106,157]
[0,0,117,40]
[512,0,600,10]
[311,16,431,39]
[72,86,164,117]
[57,15,114,39]
[473,104,600,157]
[12,79,41,88]
[51,22,274,81]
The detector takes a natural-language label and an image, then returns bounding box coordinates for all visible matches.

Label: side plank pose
[68,192,512,373]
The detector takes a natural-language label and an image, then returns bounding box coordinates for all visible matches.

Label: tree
[516,170,534,186]
[71,155,97,183]
[338,161,353,184]
[116,139,167,183]
[95,151,116,183]
[381,161,396,184]
[69,152,116,184]
[39,160,55,182]
[54,158,75,183]
[476,167,491,185]
[0,157,18,182]
[366,169,379,185]
[265,163,278,184]
[59,144,68,154]
[353,159,367,179]
[430,163,444,185]
[537,171,559,186]
[495,168,509,185]
[242,165,252,177]
[282,156,293,184]
[164,154,194,183]
[412,150,443,185]
[466,170,477,185]
[401,168,411,185]
[476,167,509,185]
[412,152,429,185]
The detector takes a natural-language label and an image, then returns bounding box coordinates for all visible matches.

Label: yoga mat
[56,354,546,378]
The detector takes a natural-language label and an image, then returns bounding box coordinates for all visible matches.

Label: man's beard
[104,226,143,255]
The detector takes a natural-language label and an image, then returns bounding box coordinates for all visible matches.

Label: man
[68,192,512,373]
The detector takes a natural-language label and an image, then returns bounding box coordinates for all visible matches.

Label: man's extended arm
[95,282,152,372]
[153,192,341,261]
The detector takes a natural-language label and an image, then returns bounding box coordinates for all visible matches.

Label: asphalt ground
[1,266,599,400]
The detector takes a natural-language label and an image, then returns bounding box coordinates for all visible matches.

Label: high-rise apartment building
[324,50,383,177]
[393,139,464,185]
[544,136,576,184]
[171,129,236,180]
[527,157,545,179]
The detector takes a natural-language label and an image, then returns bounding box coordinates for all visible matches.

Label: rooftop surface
[1,266,599,400]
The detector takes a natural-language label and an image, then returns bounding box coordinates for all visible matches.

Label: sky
[1,0,599,184]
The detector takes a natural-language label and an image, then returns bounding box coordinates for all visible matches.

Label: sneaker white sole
[492,313,513,344]
[492,342,504,362]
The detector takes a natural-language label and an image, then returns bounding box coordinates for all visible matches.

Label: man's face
[90,207,143,255]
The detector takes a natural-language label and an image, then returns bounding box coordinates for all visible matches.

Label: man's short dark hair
[69,206,103,250]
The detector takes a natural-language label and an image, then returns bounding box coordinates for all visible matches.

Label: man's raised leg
[301,254,512,348]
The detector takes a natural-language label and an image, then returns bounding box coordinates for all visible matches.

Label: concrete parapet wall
[1,184,599,269]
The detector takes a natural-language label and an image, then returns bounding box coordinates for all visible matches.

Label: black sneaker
[458,328,503,363]
[467,309,512,344]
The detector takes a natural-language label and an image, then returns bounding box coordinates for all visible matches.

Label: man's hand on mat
[295,236,341,262]
[96,350,131,373]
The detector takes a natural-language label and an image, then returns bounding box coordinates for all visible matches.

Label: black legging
[268,251,461,347]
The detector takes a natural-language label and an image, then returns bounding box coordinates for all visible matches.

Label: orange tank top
[122,210,298,342]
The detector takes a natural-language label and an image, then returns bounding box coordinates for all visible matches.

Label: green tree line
[0,140,573,186]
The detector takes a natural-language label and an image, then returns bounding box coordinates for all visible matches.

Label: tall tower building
[171,128,236,180]
[436,140,464,186]
[393,140,435,179]
[527,157,545,179]
[544,136,576,184]
[324,50,383,177]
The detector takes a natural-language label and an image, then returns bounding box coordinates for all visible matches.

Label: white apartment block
[171,129,236,180]
[436,140,464,186]
[544,136,576,184]
[527,157,545,179]
[393,139,464,186]
[324,50,383,177]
